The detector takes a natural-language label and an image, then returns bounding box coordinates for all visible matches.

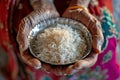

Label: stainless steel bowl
[28,17,92,65]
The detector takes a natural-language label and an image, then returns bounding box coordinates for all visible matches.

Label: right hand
[58,4,104,75]
[62,7,104,53]
[17,0,59,69]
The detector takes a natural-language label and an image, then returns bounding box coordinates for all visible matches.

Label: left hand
[17,0,60,70]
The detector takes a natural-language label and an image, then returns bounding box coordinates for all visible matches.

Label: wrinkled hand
[63,9,104,53]
[50,7,104,75]
[40,8,104,75]
[17,0,59,69]
[17,0,104,76]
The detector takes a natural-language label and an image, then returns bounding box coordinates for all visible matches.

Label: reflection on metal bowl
[28,18,92,65]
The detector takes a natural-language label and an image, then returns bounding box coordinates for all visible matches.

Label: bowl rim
[28,17,92,65]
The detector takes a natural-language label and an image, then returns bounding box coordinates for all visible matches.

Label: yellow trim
[67,5,88,11]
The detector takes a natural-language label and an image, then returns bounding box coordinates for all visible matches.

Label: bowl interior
[28,18,92,65]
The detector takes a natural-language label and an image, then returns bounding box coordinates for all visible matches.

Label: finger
[20,49,41,69]
[42,63,52,73]
[64,65,74,75]
[51,66,63,75]
[62,9,90,26]
[62,10,104,53]
[63,51,98,75]
[73,51,98,70]
[41,63,63,75]
[77,11,104,53]
[63,52,97,75]
[88,18,104,53]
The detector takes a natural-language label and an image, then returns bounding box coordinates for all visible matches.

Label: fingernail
[34,65,41,69]
[29,59,41,69]
[33,62,41,69]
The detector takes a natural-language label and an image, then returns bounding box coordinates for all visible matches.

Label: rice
[31,24,87,64]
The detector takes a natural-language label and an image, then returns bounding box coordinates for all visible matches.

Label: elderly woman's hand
[51,0,104,75]
[63,4,104,75]
[17,0,59,69]
[17,0,104,76]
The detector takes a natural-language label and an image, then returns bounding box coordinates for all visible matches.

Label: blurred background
[113,0,120,64]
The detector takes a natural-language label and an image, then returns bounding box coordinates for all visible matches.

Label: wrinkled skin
[17,0,59,69]
[60,7,104,75]
[17,0,104,75]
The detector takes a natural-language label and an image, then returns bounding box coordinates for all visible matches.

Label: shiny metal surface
[28,17,92,65]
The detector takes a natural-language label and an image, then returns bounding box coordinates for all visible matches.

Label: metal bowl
[28,17,92,65]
